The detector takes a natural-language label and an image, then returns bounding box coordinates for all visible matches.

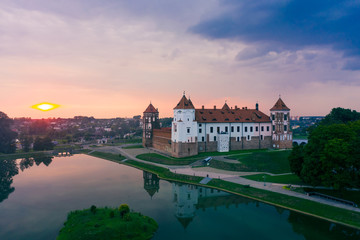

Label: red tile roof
[144,103,158,113]
[195,108,270,123]
[174,95,195,109]
[222,103,230,110]
[270,98,290,111]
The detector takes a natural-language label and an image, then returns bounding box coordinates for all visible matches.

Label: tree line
[289,108,360,190]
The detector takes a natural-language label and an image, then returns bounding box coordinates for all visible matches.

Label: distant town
[9,114,320,152]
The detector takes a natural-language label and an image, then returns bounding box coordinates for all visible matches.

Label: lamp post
[263,175,266,186]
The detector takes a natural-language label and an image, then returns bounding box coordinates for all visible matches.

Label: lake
[0,154,359,240]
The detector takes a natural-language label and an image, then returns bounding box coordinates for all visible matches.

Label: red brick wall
[152,128,172,154]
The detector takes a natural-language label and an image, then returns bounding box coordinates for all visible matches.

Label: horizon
[1,1,359,119]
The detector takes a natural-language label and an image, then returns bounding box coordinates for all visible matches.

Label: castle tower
[143,171,160,198]
[171,94,198,157]
[270,97,292,149]
[142,103,159,147]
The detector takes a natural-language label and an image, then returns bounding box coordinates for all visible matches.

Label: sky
[1,0,360,119]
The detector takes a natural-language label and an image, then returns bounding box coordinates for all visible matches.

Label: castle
[142,94,292,158]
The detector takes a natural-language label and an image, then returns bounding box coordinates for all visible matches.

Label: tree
[20,135,32,152]
[33,136,54,151]
[288,143,305,176]
[321,107,360,125]
[118,204,130,218]
[289,108,360,190]
[0,111,17,154]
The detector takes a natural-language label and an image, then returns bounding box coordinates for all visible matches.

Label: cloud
[190,0,360,70]
[235,46,272,60]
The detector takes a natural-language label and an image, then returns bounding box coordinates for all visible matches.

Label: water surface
[0,154,359,240]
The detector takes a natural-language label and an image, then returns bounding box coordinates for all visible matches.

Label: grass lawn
[210,150,292,174]
[243,173,305,185]
[303,188,360,206]
[0,151,52,160]
[124,160,204,184]
[88,151,126,162]
[136,153,198,165]
[122,145,144,149]
[57,206,158,240]
[180,148,268,159]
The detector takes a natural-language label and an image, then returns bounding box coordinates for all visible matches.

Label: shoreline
[84,151,360,230]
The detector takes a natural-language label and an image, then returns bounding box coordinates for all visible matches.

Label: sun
[32,102,60,111]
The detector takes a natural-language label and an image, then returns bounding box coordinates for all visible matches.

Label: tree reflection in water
[0,159,18,203]
[287,209,360,240]
[0,154,53,203]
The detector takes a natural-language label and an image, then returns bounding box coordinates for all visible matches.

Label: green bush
[109,211,115,218]
[90,205,97,214]
[118,204,130,218]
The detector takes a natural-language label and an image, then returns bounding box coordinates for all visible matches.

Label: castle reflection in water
[143,171,253,229]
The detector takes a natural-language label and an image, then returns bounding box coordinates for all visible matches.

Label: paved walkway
[89,146,360,213]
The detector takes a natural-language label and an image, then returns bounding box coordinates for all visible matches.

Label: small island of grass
[57,204,158,240]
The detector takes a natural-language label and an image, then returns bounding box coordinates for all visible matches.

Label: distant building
[143,94,292,157]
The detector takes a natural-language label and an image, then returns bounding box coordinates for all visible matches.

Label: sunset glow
[0,1,359,118]
[32,103,60,112]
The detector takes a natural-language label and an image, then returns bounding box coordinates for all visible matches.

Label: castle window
[231,126,234,132]
[272,114,275,120]
[199,128,202,133]
[237,137,240,141]
[199,124,202,127]
[247,135,250,140]
[261,126,264,131]
[187,128,190,134]
[255,126,258,132]
[261,135,263,140]
[187,118,189,121]
[225,126,228,132]
[267,126,270,131]
[210,127,213,133]
[284,114,288,121]
[284,125,288,131]
[214,136,217,141]
[217,127,220,133]
[237,126,240,132]
[202,137,205,142]
[273,125,275,131]
[245,127,248,132]
[250,127,253,132]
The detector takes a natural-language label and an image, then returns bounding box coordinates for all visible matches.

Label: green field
[136,153,198,165]
[88,151,126,162]
[122,145,144,149]
[210,150,291,174]
[243,173,304,185]
[57,206,158,240]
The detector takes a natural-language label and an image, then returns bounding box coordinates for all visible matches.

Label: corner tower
[270,97,292,149]
[142,103,159,147]
[171,94,198,157]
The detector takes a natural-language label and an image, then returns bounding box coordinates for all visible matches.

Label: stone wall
[172,142,198,158]
[142,137,153,148]
[198,134,271,153]
[273,139,293,149]
[152,128,172,154]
